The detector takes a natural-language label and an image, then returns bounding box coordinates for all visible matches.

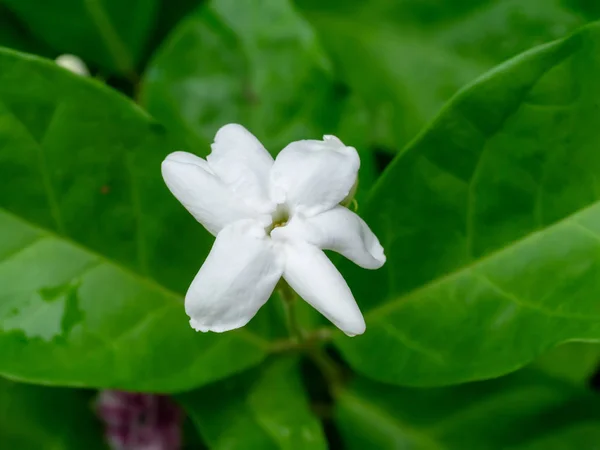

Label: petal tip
[337,308,366,337]
[189,317,245,333]
[323,134,344,145]
[342,320,366,337]
[164,151,190,162]
[160,156,190,185]
[214,123,250,142]
[163,151,210,169]
[364,232,386,269]
[371,246,386,267]
[160,158,177,181]
[189,318,211,332]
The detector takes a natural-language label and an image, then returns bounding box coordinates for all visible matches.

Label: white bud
[55,54,89,76]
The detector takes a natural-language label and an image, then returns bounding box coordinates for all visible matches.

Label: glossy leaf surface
[2,0,158,74]
[0,49,267,391]
[336,370,600,450]
[336,23,600,386]
[142,0,342,153]
[296,0,599,152]
[0,379,106,449]
[178,358,327,450]
[533,342,600,385]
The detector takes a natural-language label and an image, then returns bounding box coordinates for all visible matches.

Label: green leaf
[532,342,600,386]
[179,358,327,450]
[0,378,106,449]
[515,423,600,450]
[141,0,343,153]
[335,94,379,205]
[0,48,268,391]
[147,0,205,58]
[336,370,600,450]
[0,5,51,56]
[2,0,159,75]
[297,0,598,152]
[335,22,600,386]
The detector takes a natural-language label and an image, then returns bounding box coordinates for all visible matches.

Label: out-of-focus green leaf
[335,22,600,386]
[141,0,343,153]
[0,48,268,391]
[515,423,600,450]
[532,342,600,386]
[0,378,106,449]
[179,358,327,450]
[145,0,205,64]
[335,94,379,205]
[0,4,51,56]
[296,0,599,152]
[336,370,600,450]
[2,0,159,75]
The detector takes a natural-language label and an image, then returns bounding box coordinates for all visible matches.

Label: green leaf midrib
[368,200,600,322]
[338,371,587,449]
[365,33,561,203]
[0,48,265,348]
[340,389,446,450]
[1,94,151,277]
[30,102,66,235]
[363,31,587,321]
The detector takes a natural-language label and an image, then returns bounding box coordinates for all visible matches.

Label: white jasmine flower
[55,54,89,76]
[161,124,385,336]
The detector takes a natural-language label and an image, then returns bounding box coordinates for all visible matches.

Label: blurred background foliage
[2,0,600,449]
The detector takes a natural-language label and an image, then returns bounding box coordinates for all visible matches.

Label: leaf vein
[471,271,596,321]
[368,200,600,321]
[464,68,552,261]
[4,102,67,234]
[0,235,48,266]
[124,152,148,274]
[380,322,446,364]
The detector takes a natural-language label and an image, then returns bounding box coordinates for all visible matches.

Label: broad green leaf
[2,0,159,74]
[296,0,599,152]
[335,22,600,386]
[0,378,106,449]
[336,370,600,450]
[179,358,327,450]
[0,48,268,391]
[532,342,600,385]
[141,0,343,153]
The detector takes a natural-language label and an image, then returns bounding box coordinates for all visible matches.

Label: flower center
[267,204,290,235]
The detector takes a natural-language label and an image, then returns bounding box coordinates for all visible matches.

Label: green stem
[275,282,344,395]
[278,280,304,341]
[268,327,334,353]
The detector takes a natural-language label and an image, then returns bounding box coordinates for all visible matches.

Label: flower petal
[207,124,275,213]
[162,151,265,235]
[270,135,360,217]
[185,220,284,332]
[282,241,365,336]
[272,206,385,269]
